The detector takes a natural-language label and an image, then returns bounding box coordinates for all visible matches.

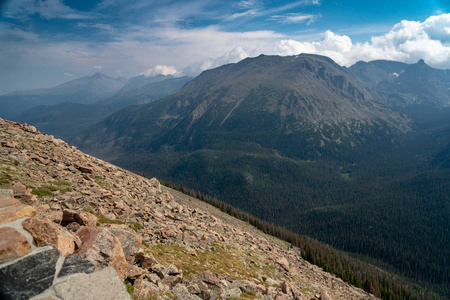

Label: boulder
[0,194,36,225]
[57,253,95,278]
[0,248,60,299]
[23,217,78,256]
[107,224,143,264]
[230,280,261,294]
[76,226,128,279]
[62,209,98,227]
[133,276,167,299]
[53,266,130,300]
[0,227,31,263]
[277,256,290,272]
[172,284,202,300]
[135,252,154,268]
[319,291,331,300]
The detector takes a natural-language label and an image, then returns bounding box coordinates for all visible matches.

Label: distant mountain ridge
[350,59,450,108]
[12,76,192,140]
[0,73,128,118]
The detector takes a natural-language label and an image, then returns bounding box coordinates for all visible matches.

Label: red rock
[0,227,31,263]
[23,218,77,256]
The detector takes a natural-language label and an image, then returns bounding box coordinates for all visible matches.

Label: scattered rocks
[0,118,376,300]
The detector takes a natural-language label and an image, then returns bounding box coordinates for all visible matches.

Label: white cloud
[270,13,319,25]
[272,14,450,68]
[184,47,251,76]
[140,65,178,77]
[94,65,102,70]
[64,72,74,77]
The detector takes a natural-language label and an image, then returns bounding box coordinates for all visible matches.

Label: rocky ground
[0,118,376,300]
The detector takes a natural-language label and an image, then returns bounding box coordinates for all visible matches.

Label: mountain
[75,54,410,161]
[73,54,450,297]
[376,59,450,108]
[0,73,128,118]
[0,117,381,300]
[97,75,193,111]
[116,74,174,94]
[351,59,450,109]
[348,60,409,87]
[12,76,192,140]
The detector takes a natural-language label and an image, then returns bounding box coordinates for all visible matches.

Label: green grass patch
[95,177,110,188]
[31,182,73,197]
[147,244,278,281]
[340,173,351,181]
[31,186,54,197]
[96,215,124,226]
[129,222,144,232]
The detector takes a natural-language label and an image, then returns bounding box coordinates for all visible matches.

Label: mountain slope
[0,117,378,300]
[0,73,128,118]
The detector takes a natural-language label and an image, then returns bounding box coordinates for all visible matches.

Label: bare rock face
[23,217,78,256]
[0,227,31,263]
[62,209,98,227]
[76,226,128,279]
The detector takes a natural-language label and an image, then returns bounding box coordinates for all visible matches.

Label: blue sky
[0,0,449,94]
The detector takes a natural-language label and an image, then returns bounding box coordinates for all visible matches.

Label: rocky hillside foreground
[0,118,375,300]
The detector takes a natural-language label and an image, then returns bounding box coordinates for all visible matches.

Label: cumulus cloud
[140,65,178,77]
[183,47,251,76]
[273,14,450,68]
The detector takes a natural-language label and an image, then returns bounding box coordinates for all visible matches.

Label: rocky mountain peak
[0,118,375,299]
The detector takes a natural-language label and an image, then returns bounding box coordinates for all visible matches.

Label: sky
[0,0,449,95]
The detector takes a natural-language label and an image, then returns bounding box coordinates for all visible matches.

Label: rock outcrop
[0,118,376,299]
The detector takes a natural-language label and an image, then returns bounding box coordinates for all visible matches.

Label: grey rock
[0,248,60,300]
[58,253,95,278]
[53,266,130,300]
[230,280,259,294]
[225,287,242,299]
[172,283,202,300]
